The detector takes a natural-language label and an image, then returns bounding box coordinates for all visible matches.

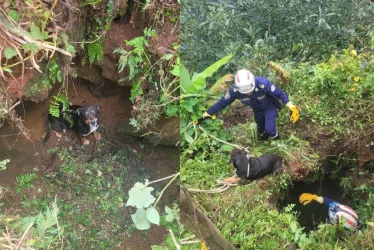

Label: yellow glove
[299,193,323,205]
[201,241,209,250]
[195,112,216,125]
[286,102,299,123]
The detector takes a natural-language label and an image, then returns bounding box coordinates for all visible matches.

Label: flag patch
[224,92,230,99]
[271,85,275,92]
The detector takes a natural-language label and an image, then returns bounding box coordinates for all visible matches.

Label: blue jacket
[207,77,290,116]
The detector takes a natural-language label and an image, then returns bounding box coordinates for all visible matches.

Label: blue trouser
[254,104,278,140]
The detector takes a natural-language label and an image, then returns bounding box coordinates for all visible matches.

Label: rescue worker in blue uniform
[202,69,300,140]
[299,193,360,230]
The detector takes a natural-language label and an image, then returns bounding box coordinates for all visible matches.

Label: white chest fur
[83,124,99,136]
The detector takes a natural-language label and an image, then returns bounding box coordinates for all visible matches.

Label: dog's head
[228,148,248,168]
[75,105,102,126]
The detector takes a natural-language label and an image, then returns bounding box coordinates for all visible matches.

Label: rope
[184,121,251,154]
[183,120,254,193]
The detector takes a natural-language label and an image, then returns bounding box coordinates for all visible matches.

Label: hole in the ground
[279,155,359,232]
[279,179,350,232]
[278,154,357,232]
[279,178,354,232]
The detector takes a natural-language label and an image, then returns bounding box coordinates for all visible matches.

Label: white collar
[246,161,250,178]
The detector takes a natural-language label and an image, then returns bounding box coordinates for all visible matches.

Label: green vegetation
[1,139,178,249]
[181,0,374,249]
[16,173,37,194]
[181,0,374,73]
[114,29,180,130]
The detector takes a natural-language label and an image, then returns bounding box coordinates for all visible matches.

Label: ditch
[0,79,179,249]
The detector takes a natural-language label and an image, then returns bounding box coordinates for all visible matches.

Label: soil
[0,79,179,249]
[149,15,180,58]
[99,16,144,85]
[220,102,254,131]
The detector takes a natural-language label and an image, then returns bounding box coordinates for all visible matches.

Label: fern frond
[130,78,143,101]
[88,39,104,65]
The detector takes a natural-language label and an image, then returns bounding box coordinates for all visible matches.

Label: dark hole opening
[279,178,354,232]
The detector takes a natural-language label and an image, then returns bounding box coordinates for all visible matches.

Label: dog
[43,102,102,145]
[228,148,283,185]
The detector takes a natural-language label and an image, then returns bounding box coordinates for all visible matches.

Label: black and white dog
[43,102,102,145]
[229,148,283,185]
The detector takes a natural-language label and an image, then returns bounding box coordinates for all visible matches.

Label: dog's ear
[241,149,247,155]
[228,156,235,164]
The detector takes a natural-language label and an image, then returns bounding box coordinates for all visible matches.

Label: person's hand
[299,193,318,205]
[195,112,216,125]
[202,112,211,118]
[286,102,299,123]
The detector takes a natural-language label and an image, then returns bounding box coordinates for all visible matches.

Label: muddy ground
[0,79,179,249]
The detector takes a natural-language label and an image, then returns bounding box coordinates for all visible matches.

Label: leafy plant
[48,93,73,127]
[16,173,37,193]
[4,200,63,249]
[87,39,104,65]
[114,28,156,81]
[181,0,374,74]
[126,174,179,230]
[0,159,10,171]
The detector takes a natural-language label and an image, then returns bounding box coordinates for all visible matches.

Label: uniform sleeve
[259,77,290,104]
[207,87,237,115]
[322,197,338,206]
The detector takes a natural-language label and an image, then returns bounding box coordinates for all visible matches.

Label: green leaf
[185,53,232,94]
[30,23,42,40]
[126,181,156,208]
[162,53,174,60]
[66,44,76,54]
[8,9,20,22]
[209,74,234,94]
[165,205,176,222]
[56,71,62,83]
[4,47,18,59]
[44,10,50,19]
[23,43,38,53]
[367,221,374,227]
[146,206,160,225]
[180,64,191,93]
[184,132,194,144]
[131,208,151,230]
[220,144,233,152]
[2,67,13,73]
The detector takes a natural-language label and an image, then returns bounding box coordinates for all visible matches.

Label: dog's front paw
[53,130,63,138]
[223,177,240,184]
[239,178,248,185]
[82,137,90,145]
[94,131,101,141]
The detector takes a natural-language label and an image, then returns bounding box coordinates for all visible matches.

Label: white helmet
[328,204,359,230]
[235,69,255,93]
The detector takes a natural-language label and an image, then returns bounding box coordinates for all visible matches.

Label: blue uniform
[207,76,290,139]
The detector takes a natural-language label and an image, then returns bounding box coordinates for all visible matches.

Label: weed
[0,159,10,171]
[16,173,37,193]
